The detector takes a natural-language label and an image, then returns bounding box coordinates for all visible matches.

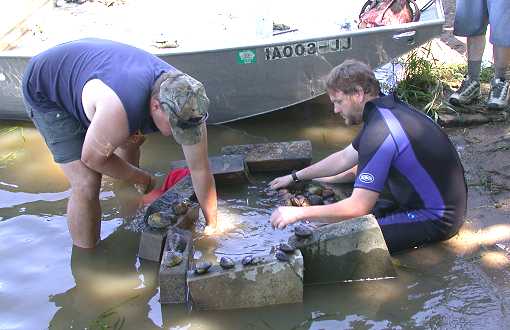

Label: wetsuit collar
[362,93,398,122]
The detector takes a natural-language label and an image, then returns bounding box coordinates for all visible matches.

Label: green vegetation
[394,43,494,121]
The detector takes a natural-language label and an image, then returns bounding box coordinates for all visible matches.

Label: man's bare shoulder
[82,79,125,122]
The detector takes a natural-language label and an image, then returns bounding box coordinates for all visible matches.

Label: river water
[0,97,508,329]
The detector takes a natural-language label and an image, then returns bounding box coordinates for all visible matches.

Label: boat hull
[0,2,445,124]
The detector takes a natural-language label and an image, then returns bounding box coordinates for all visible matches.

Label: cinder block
[187,250,303,310]
[220,140,312,172]
[289,215,396,285]
[137,228,167,262]
[159,228,193,304]
[169,155,249,185]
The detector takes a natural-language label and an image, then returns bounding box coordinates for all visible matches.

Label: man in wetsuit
[270,60,467,253]
[22,38,218,248]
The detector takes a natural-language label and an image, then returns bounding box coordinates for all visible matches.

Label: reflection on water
[0,97,508,329]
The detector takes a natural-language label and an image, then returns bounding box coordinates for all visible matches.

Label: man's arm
[270,188,379,229]
[313,165,358,184]
[81,87,153,188]
[269,144,358,189]
[181,126,218,229]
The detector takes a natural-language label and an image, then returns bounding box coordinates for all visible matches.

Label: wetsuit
[352,94,467,253]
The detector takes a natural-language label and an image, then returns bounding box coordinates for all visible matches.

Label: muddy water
[0,97,508,329]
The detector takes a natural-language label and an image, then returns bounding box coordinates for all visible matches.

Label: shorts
[453,0,510,47]
[372,199,461,254]
[25,102,86,164]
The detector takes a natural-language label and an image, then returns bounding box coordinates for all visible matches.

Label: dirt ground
[437,0,510,290]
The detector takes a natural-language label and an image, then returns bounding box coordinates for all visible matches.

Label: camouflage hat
[159,73,210,145]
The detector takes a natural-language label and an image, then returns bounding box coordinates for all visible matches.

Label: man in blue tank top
[22,38,218,248]
[269,60,467,253]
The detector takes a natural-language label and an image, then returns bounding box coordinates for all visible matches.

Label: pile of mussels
[278,183,339,207]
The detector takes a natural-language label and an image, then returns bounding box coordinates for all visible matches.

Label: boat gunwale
[0,3,445,59]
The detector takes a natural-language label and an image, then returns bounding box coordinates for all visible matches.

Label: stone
[169,155,248,185]
[187,250,304,310]
[289,215,396,285]
[159,228,193,304]
[220,140,312,172]
[137,227,167,262]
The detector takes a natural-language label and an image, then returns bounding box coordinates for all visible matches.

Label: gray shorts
[25,103,86,164]
[453,0,510,47]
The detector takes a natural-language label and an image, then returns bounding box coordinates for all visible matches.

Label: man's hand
[270,206,303,229]
[269,175,293,190]
[134,173,156,194]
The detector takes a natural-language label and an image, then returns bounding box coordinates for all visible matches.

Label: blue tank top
[22,38,174,134]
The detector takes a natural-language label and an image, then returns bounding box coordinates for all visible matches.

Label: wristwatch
[291,170,300,183]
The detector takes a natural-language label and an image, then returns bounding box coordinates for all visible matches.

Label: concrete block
[220,140,312,172]
[169,155,249,185]
[159,228,193,304]
[289,215,396,285]
[137,228,167,262]
[187,250,303,310]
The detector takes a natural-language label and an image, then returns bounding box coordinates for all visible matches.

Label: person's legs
[60,160,102,248]
[376,209,458,254]
[487,0,510,109]
[25,105,102,248]
[450,0,488,105]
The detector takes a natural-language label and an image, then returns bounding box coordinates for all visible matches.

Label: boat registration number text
[264,38,351,61]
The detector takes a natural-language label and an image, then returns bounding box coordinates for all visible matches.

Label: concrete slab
[220,140,312,172]
[169,155,249,185]
[187,250,303,310]
[289,215,396,285]
[137,227,167,262]
[159,228,193,304]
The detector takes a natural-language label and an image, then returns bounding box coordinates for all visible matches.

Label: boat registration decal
[264,38,351,61]
[237,49,257,64]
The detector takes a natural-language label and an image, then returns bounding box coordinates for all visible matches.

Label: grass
[393,43,495,121]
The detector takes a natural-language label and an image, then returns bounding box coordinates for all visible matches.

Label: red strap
[142,167,190,205]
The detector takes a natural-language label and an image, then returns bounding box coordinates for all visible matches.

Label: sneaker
[449,76,481,106]
[487,78,510,110]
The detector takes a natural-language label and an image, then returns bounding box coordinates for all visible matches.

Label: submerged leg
[60,160,102,248]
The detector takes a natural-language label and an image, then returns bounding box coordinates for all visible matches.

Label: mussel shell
[308,195,323,205]
[168,232,187,253]
[194,261,212,274]
[294,225,313,238]
[241,255,254,266]
[172,201,189,216]
[307,185,323,196]
[241,255,262,266]
[290,197,301,207]
[322,188,335,198]
[219,256,235,269]
[147,211,175,229]
[278,243,295,253]
[162,251,183,267]
[275,250,290,262]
